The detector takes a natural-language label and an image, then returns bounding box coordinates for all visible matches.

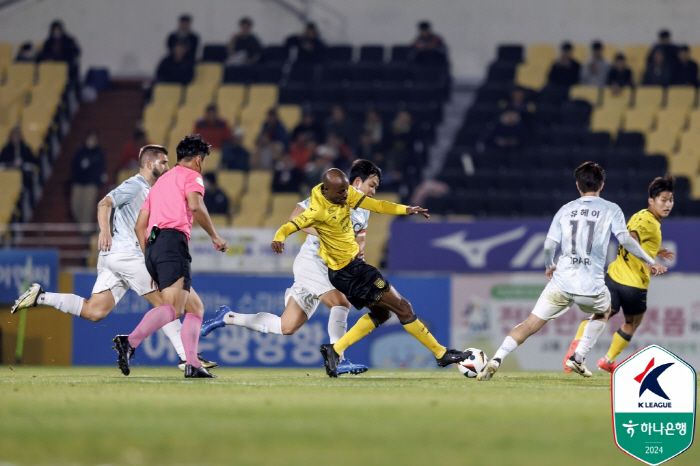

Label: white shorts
[531,281,611,321]
[284,249,335,318]
[92,253,156,305]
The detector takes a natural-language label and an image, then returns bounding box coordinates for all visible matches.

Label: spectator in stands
[355,132,379,161]
[643,49,673,86]
[498,86,536,126]
[194,104,231,149]
[325,105,357,147]
[488,109,527,150]
[291,110,324,143]
[253,108,288,170]
[166,14,199,63]
[285,22,326,64]
[117,129,148,172]
[607,53,634,90]
[288,132,317,170]
[305,144,335,187]
[272,154,305,193]
[673,45,699,86]
[220,126,250,171]
[410,20,447,65]
[363,109,384,148]
[202,173,230,216]
[156,42,194,85]
[647,29,678,69]
[580,41,610,87]
[226,17,262,67]
[39,20,81,93]
[0,127,37,204]
[547,42,581,87]
[70,130,106,226]
[15,42,37,62]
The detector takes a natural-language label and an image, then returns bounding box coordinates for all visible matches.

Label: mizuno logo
[431,227,527,268]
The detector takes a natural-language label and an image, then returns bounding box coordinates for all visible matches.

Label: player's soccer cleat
[178,353,219,371]
[320,343,340,378]
[200,305,230,337]
[112,335,135,376]
[596,356,617,374]
[11,283,44,314]
[477,359,500,381]
[184,364,217,378]
[563,339,579,373]
[436,348,472,367]
[566,355,592,377]
[336,359,368,376]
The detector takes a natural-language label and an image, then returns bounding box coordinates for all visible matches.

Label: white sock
[38,292,84,317]
[161,319,186,360]
[575,319,605,359]
[328,306,349,361]
[493,336,518,363]
[224,311,282,334]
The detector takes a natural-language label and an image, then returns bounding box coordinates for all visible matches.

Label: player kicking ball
[563,174,675,374]
[11,144,217,371]
[478,162,668,381]
[201,160,382,375]
[271,168,472,377]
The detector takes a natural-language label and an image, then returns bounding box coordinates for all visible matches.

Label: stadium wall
[1,0,699,79]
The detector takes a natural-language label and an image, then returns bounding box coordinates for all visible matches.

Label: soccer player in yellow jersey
[271,168,473,377]
[563,175,675,373]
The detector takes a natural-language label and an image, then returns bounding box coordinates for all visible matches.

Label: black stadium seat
[359,45,385,62]
[202,44,227,62]
[497,44,524,63]
[326,45,353,63]
[390,45,411,63]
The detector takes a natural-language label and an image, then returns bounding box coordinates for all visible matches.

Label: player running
[112,135,228,378]
[478,162,668,381]
[563,174,675,373]
[201,160,382,375]
[271,168,472,377]
[11,144,217,371]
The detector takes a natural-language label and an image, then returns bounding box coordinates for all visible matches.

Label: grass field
[1,366,697,466]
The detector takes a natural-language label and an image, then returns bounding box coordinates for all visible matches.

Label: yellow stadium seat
[192,63,223,90]
[602,44,619,62]
[678,131,700,155]
[182,85,215,109]
[623,44,650,71]
[645,130,677,156]
[232,192,268,227]
[690,45,700,62]
[240,105,266,131]
[247,84,278,110]
[601,86,632,111]
[515,62,548,90]
[209,214,229,227]
[667,150,699,180]
[36,62,67,90]
[656,108,688,134]
[666,86,696,109]
[527,44,556,65]
[205,148,222,170]
[142,121,169,146]
[572,43,588,64]
[623,108,655,133]
[217,85,246,124]
[590,107,622,136]
[174,105,202,130]
[0,124,10,143]
[0,101,21,126]
[217,170,246,206]
[634,86,663,108]
[246,170,273,197]
[6,63,35,91]
[117,169,138,185]
[277,105,301,132]
[262,193,301,228]
[167,120,195,148]
[569,85,600,106]
[0,43,12,68]
[151,83,183,108]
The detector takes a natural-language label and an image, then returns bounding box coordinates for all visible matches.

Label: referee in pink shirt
[112,135,228,378]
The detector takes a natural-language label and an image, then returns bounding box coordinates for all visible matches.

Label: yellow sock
[333,314,377,355]
[606,329,632,362]
[402,318,447,359]
[574,320,588,340]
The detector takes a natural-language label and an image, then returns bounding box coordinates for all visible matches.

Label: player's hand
[98,230,112,252]
[212,235,228,253]
[406,206,430,219]
[271,241,284,254]
[357,249,365,260]
[545,265,557,281]
[657,248,675,262]
[649,263,667,276]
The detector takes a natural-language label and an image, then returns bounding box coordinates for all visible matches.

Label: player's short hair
[591,40,603,51]
[648,174,675,199]
[349,159,382,184]
[574,161,606,192]
[176,134,210,161]
[138,144,167,168]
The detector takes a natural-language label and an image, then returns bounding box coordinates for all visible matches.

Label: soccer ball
[456,348,488,378]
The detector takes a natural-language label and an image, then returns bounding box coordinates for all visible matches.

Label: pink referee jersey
[141,165,205,241]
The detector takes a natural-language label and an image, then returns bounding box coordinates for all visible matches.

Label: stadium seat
[217,84,246,124]
[246,170,273,198]
[191,63,223,91]
[569,85,600,106]
[496,44,523,63]
[601,86,632,111]
[217,170,246,207]
[117,169,138,185]
[359,45,385,62]
[182,85,215,110]
[150,83,183,107]
[688,110,700,133]
[645,130,677,156]
[0,169,22,225]
[36,62,68,91]
[247,84,278,110]
[5,63,35,91]
[622,108,655,133]
[590,107,623,136]
[666,86,696,109]
[515,62,547,90]
[622,44,650,77]
[202,44,227,62]
[486,62,516,83]
[656,108,688,134]
[327,45,353,63]
[668,148,700,180]
[0,42,12,70]
[209,214,229,227]
[527,44,556,64]
[678,131,700,155]
[572,43,588,64]
[390,45,410,63]
[634,86,663,109]
[276,105,301,131]
[206,148,222,169]
[602,44,619,62]
[262,193,301,228]
[232,192,268,227]
[261,45,289,63]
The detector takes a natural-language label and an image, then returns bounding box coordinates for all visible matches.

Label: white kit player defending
[11,145,217,371]
[478,162,667,381]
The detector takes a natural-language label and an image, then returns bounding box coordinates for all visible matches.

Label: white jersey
[101,174,150,256]
[546,196,628,296]
[297,194,370,255]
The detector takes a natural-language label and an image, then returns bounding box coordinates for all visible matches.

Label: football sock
[181,313,203,368]
[606,328,632,363]
[333,314,377,355]
[493,336,518,362]
[401,317,447,359]
[161,318,186,360]
[128,304,177,348]
[38,292,84,317]
[575,319,606,358]
[328,306,350,361]
[574,320,588,341]
[224,311,282,335]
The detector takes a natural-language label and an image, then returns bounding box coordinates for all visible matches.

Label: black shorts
[606,274,647,317]
[145,228,192,292]
[328,257,391,310]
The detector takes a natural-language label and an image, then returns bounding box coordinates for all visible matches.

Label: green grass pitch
[1,366,697,466]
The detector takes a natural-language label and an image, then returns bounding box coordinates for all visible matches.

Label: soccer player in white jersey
[478,162,668,380]
[201,159,380,375]
[11,145,217,371]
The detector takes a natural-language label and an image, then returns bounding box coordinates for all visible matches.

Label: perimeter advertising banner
[0,249,59,304]
[71,274,450,369]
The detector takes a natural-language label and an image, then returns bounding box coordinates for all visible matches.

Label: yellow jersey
[273,183,408,270]
[607,209,661,289]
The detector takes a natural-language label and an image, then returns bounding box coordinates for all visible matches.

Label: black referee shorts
[145,228,192,292]
[605,273,647,317]
[328,257,391,310]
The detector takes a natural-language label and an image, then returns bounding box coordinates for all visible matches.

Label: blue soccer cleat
[201,305,230,337]
[336,359,369,376]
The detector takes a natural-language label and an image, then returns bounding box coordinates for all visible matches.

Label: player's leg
[598,282,645,372]
[565,288,612,377]
[320,289,351,345]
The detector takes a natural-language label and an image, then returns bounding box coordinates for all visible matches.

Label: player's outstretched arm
[616,231,666,275]
[187,191,228,252]
[355,194,429,218]
[290,204,319,236]
[134,209,150,253]
[272,209,318,254]
[97,196,114,252]
[543,237,559,280]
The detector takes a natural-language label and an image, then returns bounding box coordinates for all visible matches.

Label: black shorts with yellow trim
[605,273,647,317]
[328,257,391,310]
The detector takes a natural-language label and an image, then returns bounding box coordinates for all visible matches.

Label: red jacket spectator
[194,104,231,149]
[118,129,148,171]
